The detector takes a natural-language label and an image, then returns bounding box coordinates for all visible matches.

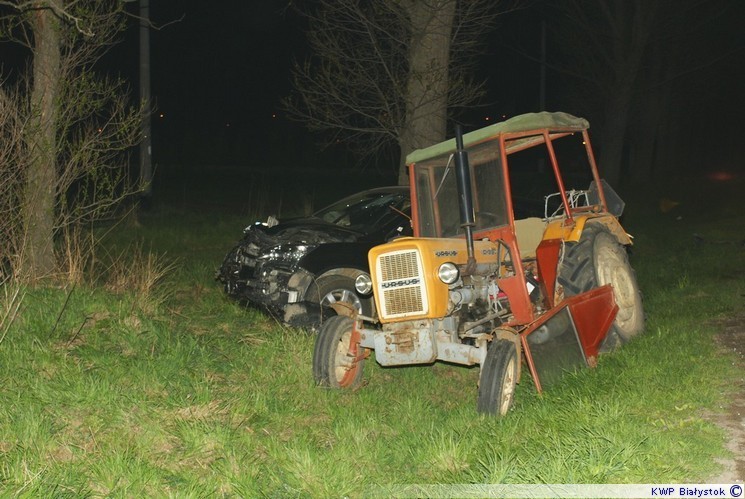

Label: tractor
[312,112,644,415]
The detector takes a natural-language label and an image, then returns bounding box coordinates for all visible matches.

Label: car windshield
[315,189,410,233]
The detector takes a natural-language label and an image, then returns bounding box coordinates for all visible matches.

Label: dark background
[97,1,745,210]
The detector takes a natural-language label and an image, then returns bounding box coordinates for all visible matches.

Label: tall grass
[0,175,741,496]
[0,281,23,346]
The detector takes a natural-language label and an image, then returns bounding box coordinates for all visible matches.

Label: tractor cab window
[506,132,595,221]
[414,141,508,238]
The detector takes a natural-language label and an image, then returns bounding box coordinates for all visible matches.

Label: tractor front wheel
[312,315,365,389]
[477,339,518,416]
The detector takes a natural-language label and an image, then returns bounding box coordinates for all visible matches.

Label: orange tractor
[312,112,644,415]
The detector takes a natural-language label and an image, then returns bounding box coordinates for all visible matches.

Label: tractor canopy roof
[406,112,589,165]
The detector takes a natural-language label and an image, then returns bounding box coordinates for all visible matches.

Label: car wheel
[310,274,373,318]
[477,339,518,416]
[313,315,365,389]
[558,223,644,350]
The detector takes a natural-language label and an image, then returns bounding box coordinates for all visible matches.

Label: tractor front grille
[376,249,427,318]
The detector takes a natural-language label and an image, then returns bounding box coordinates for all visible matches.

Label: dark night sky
[109,1,305,167]
[150,3,296,131]
[67,1,745,176]
[114,1,549,169]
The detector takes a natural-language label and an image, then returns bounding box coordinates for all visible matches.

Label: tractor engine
[445,272,504,328]
[367,237,505,366]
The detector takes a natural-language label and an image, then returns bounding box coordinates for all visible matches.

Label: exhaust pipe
[454,124,476,274]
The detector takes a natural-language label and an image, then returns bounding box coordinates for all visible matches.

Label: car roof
[334,185,409,201]
[358,185,409,195]
[312,185,410,218]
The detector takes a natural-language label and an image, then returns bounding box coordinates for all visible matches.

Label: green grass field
[0,173,742,496]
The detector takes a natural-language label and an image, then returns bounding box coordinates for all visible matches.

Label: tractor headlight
[438,262,459,284]
[355,273,373,295]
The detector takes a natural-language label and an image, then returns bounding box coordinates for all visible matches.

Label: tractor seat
[514,217,547,259]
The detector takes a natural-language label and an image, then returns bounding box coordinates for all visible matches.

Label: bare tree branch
[0,0,142,280]
[284,0,517,182]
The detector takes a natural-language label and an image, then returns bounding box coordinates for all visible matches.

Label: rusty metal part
[493,327,523,383]
[329,301,356,318]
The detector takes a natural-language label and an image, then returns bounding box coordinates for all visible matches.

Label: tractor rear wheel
[558,223,644,350]
[477,339,518,416]
[312,315,365,389]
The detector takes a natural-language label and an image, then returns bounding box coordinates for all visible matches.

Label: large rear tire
[477,339,518,416]
[558,223,644,349]
[312,315,365,389]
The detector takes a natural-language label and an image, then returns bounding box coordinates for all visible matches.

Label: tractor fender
[543,215,633,246]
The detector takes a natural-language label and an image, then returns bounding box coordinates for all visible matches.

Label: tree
[545,1,660,188]
[24,2,62,278]
[285,0,509,184]
[625,0,744,183]
[547,0,744,186]
[0,0,142,281]
[0,85,26,281]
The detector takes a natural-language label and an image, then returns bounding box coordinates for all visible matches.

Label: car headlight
[355,273,373,295]
[438,262,459,284]
[258,244,316,265]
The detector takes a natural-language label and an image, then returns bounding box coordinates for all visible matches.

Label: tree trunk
[627,116,657,185]
[22,4,61,279]
[633,90,668,184]
[655,100,685,178]
[596,2,656,189]
[397,0,456,185]
[597,88,631,189]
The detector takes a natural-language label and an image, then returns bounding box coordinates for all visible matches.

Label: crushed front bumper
[217,241,323,328]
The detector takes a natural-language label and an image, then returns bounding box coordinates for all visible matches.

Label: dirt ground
[707,313,745,483]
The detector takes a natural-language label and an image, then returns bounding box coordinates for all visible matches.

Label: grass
[0,174,742,496]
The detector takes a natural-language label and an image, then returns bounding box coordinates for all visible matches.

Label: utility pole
[537,19,547,173]
[139,0,152,200]
[539,19,546,112]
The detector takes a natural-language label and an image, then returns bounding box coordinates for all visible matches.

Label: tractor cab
[406,112,630,327]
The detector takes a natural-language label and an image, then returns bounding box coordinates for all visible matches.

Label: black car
[217,186,411,329]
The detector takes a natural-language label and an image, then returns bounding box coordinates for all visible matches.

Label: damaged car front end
[217,186,411,329]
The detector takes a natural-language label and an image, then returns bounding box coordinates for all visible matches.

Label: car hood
[245,217,361,247]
